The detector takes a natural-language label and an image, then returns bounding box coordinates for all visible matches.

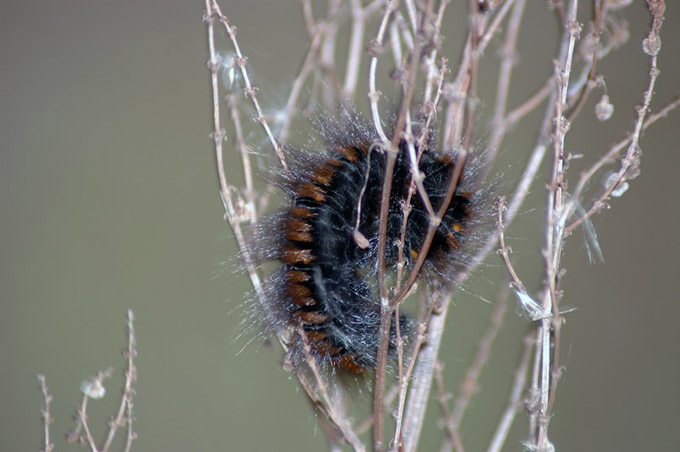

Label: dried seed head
[595,95,614,121]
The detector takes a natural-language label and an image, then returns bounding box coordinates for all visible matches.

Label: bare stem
[205,0,288,170]
[487,333,534,452]
[101,310,137,452]
[279,0,343,144]
[488,0,527,161]
[567,0,670,233]
[37,374,54,452]
[528,1,581,448]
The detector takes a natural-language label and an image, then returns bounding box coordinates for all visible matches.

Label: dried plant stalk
[204,1,677,451]
[37,310,137,452]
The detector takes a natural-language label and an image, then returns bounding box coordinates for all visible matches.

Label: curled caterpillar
[254,115,485,373]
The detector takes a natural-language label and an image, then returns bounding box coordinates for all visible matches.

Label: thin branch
[68,368,113,451]
[37,375,54,452]
[564,0,604,122]
[530,1,580,449]
[487,333,534,452]
[227,94,257,222]
[344,0,368,97]
[204,0,268,330]
[391,292,439,452]
[440,287,509,452]
[419,0,451,114]
[442,0,512,149]
[434,362,465,452]
[205,1,288,170]
[502,76,555,130]
[567,96,679,234]
[297,329,366,452]
[279,0,343,144]
[373,0,419,447]
[395,59,449,289]
[101,310,137,452]
[368,0,397,144]
[402,290,451,452]
[451,288,508,427]
[567,0,671,232]
[488,0,527,161]
[64,311,137,452]
[478,0,518,56]
[496,197,528,296]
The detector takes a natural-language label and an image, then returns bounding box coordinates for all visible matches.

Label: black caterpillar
[257,118,483,373]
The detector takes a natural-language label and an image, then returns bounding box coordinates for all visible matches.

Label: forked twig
[205,0,287,170]
[65,310,137,452]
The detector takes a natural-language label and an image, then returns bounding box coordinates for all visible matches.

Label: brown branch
[297,328,366,452]
[373,1,432,447]
[496,197,528,296]
[434,362,465,452]
[391,290,439,451]
[395,60,449,289]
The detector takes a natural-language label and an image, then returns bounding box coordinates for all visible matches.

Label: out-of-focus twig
[487,333,534,452]
[440,287,509,452]
[65,310,137,452]
[37,374,54,452]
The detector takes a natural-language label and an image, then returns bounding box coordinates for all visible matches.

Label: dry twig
[60,310,137,452]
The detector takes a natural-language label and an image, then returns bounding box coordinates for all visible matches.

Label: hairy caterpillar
[252,113,486,373]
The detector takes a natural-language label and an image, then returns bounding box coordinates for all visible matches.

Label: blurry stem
[402,291,451,452]
[206,0,288,170]
[488,0,527,163]
[487,333,534,452]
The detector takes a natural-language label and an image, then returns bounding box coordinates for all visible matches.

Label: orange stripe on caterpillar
[311,165,336,186]
[296,182,326,202]
[281,246,315,265]
[286,270,312,283]
[286,218,314,243]
[295,310,328,325]
[289,206,315,219]
[286,283,316,306]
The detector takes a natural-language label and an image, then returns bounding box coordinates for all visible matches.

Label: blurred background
[1,1,678,451]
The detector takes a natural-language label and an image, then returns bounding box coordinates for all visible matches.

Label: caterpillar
[253,114,485,373]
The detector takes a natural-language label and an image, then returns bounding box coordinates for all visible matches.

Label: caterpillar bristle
[248,112,492,374]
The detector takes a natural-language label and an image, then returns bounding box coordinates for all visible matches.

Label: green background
[2,1,679,451]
